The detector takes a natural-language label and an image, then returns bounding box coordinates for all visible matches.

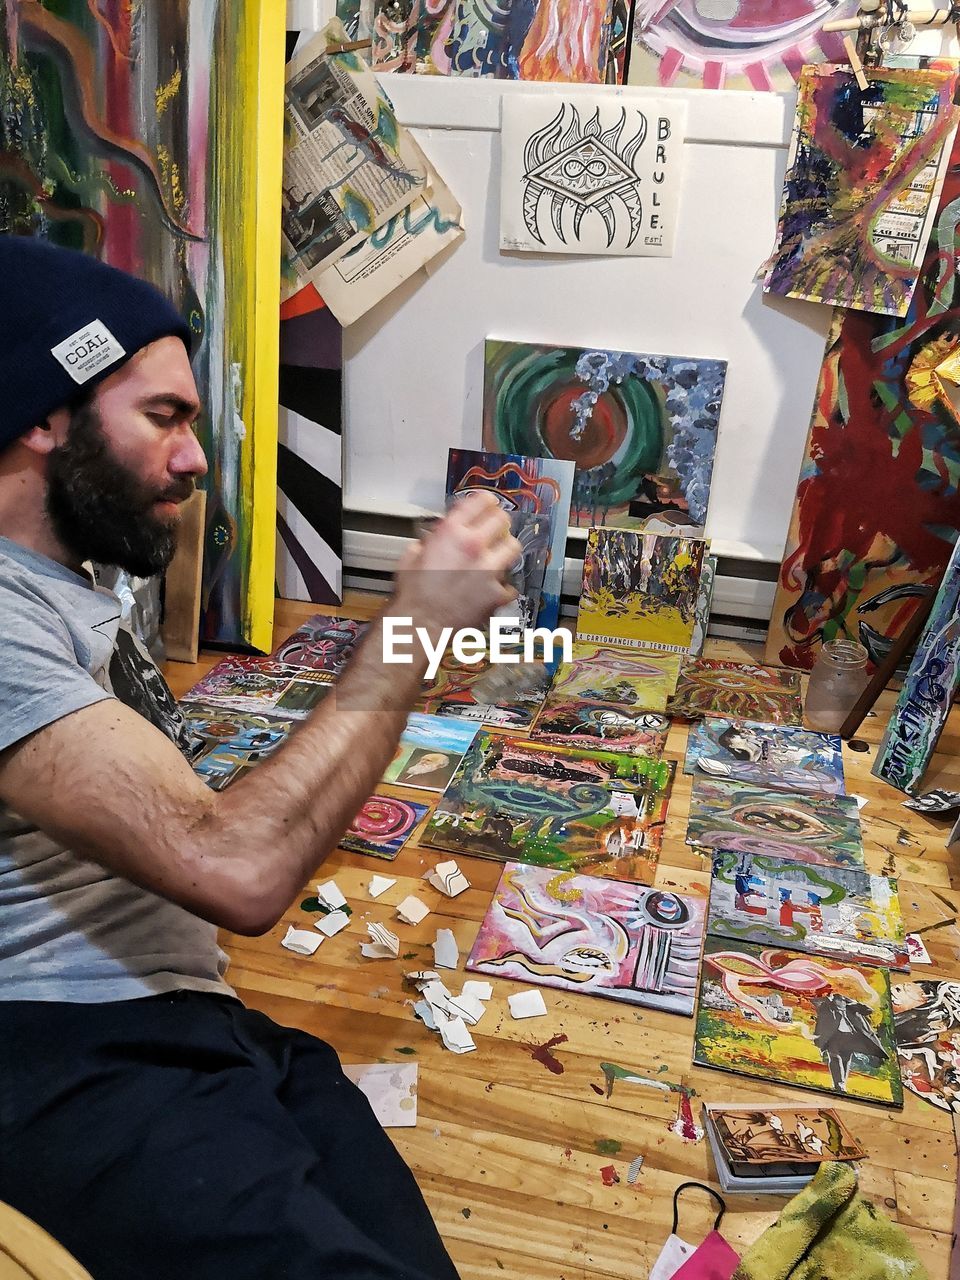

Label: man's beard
[46,401,194,578]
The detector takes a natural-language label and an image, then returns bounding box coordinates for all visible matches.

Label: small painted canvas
[445,449,575,630]
[182,659,335,718]
[893,979,960,1112]
[530,644,678,751]
[424,733,674,883]
[182,704,294,791]
[763,65,959,318]
[342,1062,418,1128]
[340,793,430,860]
[695,937,902,1106]
[483,340,727,531]
[271,613,369,672]
[467,863,705,1014]
[382,714,479,792]
[706,1105,867,1167]
[668,659,803,724]
[416,652,553,729]
[684,719,845,796]
[873,533,960,793]
[687,777,864,868]
[500,510,552,632]
[708,851,908,971]
[577,530,706,653]
[689,553,717,658]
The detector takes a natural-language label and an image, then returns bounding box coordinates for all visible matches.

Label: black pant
[0,991,460,1280]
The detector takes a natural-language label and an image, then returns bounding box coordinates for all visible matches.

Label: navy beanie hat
[0,236,193,451]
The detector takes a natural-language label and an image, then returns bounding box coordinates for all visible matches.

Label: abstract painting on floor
[668,659,803,724]
[416,652,553,730]
[695,937,902,1106]
[707,850,908,970]
[766,121,960,673]
[687,777,864,868]
[0,2,286,650]
[183,704,294,791]
[483,340,726,530]
[577,530,706,652]
[424,733,675,883]
[893,979,960,1113]
[762,65,959,318]
[684,719,845,796]
[271,613,368,673]
[467,863,706,1015]
[530,644,677,751]
[182,658,335,719]
[340,794,430,860]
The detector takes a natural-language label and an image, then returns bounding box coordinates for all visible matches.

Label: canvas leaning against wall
[0,1,285,651]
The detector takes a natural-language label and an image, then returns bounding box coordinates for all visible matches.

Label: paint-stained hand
[391,491,520,634]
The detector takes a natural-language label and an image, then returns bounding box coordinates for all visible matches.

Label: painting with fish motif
[765,120,960,674]
[687,777,864,869]
[684,719,845,796]
[628,0,861,92]
[708,850,908,971]
[340,793,430,860]
[415,651,553,730]
[893,979,960,1113]
[483,341,726,530]
[182,658,335,719]
[763,65,959,318]
[694,937,902,1106]
[577,530,706,653]
[668,659,802,724]
[467,862,705,1014]
[530,643,677,751]
[446,448,574,630]
[424,733,674,883]
[0,2,285,651]
[382,713,479,792]
[181,703,294,791]
[271,613,368,673]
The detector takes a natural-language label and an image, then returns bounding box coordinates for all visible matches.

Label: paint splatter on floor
[530,1033,569,1075]
[595,1138,621,1156]
[599,1062,703,1143]
[599,1164,619,1186]
[395,1046,417,1055]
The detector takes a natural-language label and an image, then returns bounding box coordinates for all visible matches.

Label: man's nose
[170,426,208,479]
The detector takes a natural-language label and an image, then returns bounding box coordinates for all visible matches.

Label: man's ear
[18,407,71,456]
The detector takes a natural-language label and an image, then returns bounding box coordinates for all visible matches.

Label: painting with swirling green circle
[482,339,727,529]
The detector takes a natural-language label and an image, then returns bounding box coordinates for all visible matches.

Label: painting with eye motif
[467,862,706,1014]
[668,659,802,724]
[270,614,369,673]
[424,733,675,883]
[684,719,845,796]
[416,651,554,729]
[181,703,295,791]
[695,937,902,1105]
[529,643,678,752]
[686,777,864,869]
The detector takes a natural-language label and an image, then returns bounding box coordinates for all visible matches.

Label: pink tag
[671,1230,740,1280]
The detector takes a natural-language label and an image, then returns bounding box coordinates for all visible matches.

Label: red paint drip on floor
[530,1033,568,1075]
[675,1090,699,1143]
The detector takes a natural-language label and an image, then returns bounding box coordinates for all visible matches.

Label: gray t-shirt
[0,536,233,1002]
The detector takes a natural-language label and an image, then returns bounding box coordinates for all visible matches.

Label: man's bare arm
[0,494,518,934]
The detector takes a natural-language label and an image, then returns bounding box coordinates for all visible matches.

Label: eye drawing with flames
[522,104,647,250]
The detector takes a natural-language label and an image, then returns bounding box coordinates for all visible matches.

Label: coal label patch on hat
[50,320,126,385]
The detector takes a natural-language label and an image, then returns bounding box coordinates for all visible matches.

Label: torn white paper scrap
[312,154,464,327]
[413,999,438,1031]
[444,992,487,1027]
[281,22,429,298]
[316,879,347,910]
[406,970,441,987]
[360,921,401,960]
[433,928,459,970]
[461,980,493,1002]
[368,874,396,899]
[437,1014,476,1054]
[499,93,686,258]
[281,925,324,956]
[397,895,430,926]
[343,1062,418,1128]
[508,989,548,1019]
[419,979,453,1012]
[424,859,470,898]
[314,909,351,938]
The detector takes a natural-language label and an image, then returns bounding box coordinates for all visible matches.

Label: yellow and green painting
[576,529,705,653]
[694,937,902,1107]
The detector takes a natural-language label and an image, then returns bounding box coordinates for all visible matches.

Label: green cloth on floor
[732,1162,929,1280]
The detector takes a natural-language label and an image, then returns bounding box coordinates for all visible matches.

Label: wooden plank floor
[165,593,960,1279]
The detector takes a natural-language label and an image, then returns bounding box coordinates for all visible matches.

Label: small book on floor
[702,1102,867,1195]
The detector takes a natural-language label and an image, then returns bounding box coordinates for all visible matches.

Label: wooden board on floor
[165,595,960,1280]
